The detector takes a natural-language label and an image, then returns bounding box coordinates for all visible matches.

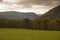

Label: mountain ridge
[36,5,60,20]
[0,11,39,20]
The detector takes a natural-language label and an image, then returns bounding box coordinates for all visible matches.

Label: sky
[0,0,60,14]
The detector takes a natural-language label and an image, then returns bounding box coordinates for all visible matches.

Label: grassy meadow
[0,28,60,40]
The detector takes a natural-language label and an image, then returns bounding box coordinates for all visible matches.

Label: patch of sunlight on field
[0,28,60,40]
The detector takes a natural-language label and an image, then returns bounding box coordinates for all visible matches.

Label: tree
[23,18,32,29]
[55,19,60,30]
[35,20,42,30]
[41,19,49,30]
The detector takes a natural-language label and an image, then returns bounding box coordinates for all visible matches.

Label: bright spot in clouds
[3,0,20,3]
[0,3,6,8]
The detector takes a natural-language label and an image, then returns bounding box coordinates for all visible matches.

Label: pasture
[0,28,60,40]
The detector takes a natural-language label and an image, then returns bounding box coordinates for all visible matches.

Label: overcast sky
[0,0,60,14]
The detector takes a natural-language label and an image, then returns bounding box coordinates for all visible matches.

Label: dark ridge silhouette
[40,5,60,19]
[36,5,60,21]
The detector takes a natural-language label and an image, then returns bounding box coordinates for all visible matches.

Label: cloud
[1,0,60,8]
[0,0,2,2]
[0,0,60,14]
[2,0,21,3]
[20,0,60,6]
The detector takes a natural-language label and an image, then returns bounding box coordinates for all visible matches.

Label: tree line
[0,18,60,31]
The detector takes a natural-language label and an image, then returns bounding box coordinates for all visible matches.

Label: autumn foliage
[0,18,60,31]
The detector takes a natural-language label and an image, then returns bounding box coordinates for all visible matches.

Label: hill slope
[39,5,60,19]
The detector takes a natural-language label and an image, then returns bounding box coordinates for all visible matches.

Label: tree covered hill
[37,5,60,19]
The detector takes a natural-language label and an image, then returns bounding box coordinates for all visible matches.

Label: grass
[0,28,60,40]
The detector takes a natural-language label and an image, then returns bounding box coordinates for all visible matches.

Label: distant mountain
[39,5,60,19]
[0,11,39,20]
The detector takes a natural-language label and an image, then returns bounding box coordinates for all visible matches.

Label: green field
[0,28,60,40]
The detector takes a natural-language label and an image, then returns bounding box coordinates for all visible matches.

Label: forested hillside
[0,5,60,31]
